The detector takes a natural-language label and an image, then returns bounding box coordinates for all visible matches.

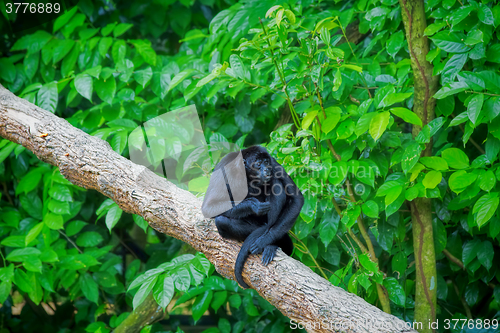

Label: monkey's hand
[249,234,273,254]
[252,200,271,216]
[261,245,278,266]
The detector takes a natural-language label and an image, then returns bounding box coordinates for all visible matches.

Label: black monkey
[201,146,304,288]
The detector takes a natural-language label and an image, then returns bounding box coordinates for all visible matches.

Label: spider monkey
[201,146,304,288]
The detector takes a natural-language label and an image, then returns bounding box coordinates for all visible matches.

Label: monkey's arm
[224,197,270,218]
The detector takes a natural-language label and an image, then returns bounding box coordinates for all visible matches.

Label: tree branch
[0,84,416,333]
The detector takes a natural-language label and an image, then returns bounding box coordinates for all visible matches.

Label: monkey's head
[243,146,273,186]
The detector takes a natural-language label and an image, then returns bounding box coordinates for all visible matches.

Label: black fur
[202,146,304,288]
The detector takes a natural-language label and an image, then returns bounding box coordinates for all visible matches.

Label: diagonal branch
[0,84,416,333]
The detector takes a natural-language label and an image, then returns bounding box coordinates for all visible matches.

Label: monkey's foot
[261,245,278,266]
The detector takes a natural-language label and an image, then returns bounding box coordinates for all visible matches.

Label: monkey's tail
[234,227,267,289]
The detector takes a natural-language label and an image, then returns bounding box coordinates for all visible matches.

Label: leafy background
[1,0,500,332]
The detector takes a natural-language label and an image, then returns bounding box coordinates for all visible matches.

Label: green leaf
[113,23,133,37]
[98,37,113,57]
[369,111,390,141]
[402,142,423,174]
[37,82,58,113]
[434,81,469,99]
[467,93,484,125]
[61,42,79,77]
[153,275,175,310]
[319,210,339,247]
[392,252,407,276]
[380,93,412,108]
[53,6,78,33]
[229,54,246,80]
[66,220,87,237]
[389,107,422,127]
[76,231,104,247]
[479,170,496,192]
[449,170,477,193]
[168,69,194,92]
[95,76,116,104]
[442,148,469,169]
[80,273,99,304]
[473,194,499,228]
[302,110,318,130]
[48,184,72,202]
[0,58,16,83]
[133,274,158,309]
[0,281,11,304]
[133,67,153,88]
[359,253,378,273]
[74,74,93,101]
[431,31,469,53]
[25,222,44,246]
[14,269,32,292]
[362,200,379,218]
[420,156,448,171]
[322,108,341,134]
[43,212,64,230]
[383,277,406,307]
[441,53,468,85]
[102,23,117,37]
[105,204,123,232]
[477,241,494,270]
[192,290,213,322]
[52,40,75,64]
[6,247,41,262]
[423,171,442,189]
[478,4,495,25]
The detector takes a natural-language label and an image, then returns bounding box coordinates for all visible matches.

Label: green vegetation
[1,0,500,332]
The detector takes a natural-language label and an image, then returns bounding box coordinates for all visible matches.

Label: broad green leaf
[420,156,448,171]
[369,111,390,141]
[383,277,405,307]
[153,275,175,310]
[0,58,16,83]
[441,53,468,85]
[95,76,116,104]
[105,204,123,232]
[37,82,58,113]
[98,37,113,57]
[25,222,44,246]
[359,253,378,273]
[133,67,153,88]
[431,31,469,53]
[302,110,318,130]
[423,171,442,189]
[229,54,246,80]
[467,93,484,125]
[168,69,194,92]
[380,93,412,108]
[43,212,64,229]
[402,142,423,174]
[478,4,495,25]
[53,6,78,33]
[477,241,494,270]
[6,247,41,262]
[113,23,133,37]
[362,200,379,218]
[76,231,104,247]
[80,273,99,304]
[434,81,469,99]
[442,148,469,169]
[74,74,93,101]
[389,107,422,127]
[474,194,499,228]
[479,170,496,192]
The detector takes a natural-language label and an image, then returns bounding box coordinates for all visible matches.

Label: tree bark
[0,84,417,333]
[399,1,439,332]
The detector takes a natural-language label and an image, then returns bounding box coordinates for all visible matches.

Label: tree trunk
[0,84,417,333]
[399,1,439,332]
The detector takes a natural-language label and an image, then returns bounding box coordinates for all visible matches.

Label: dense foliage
[1,0,500,332]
